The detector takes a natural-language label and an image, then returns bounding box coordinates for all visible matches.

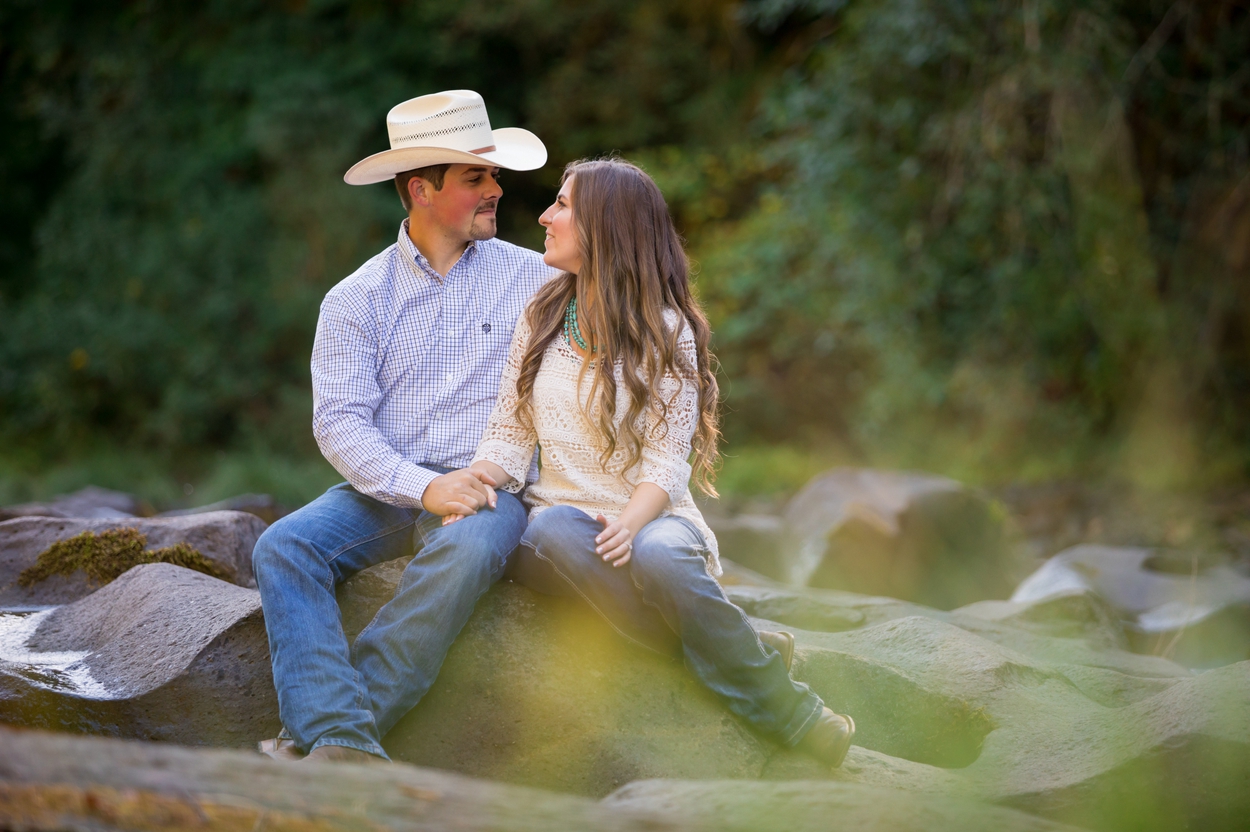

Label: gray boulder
[781,468,1010,608]
[603,780,1086,832]
[1012,544,1250,667]
[0,563,277,747]
[0,510,268,605]
[381,582,770,795]
[0,725,682,832]
[1,554,1246,831]
[703,513,786,580]
[0,486,145,521]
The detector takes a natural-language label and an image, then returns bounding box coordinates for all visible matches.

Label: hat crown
[386,91,496,154]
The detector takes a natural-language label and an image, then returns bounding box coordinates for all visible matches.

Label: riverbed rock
[0,725,682,832]
[0,563,276,746]
[703,513,786,581]
[0,486,146,521]
[1,555,1246,831]
[780,468,1010,608]
[0,511,268,605]
[1012,544,1250,668]
[602,780,1085,832]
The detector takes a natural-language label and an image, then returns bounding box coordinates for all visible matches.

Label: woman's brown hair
[515,158,721,496]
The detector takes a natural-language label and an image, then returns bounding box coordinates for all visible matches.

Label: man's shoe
[257,737,304,763]
[795,707,855,768]
[759,630,795,672]
[302,745,388,764]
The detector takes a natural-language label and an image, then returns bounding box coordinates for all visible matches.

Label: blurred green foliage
[1,0,1248,505]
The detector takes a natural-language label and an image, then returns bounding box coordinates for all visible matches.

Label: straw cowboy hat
[344,90,547,185]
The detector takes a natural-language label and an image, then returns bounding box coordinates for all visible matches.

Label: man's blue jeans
[252,479,526,758]
[511,505,825,746]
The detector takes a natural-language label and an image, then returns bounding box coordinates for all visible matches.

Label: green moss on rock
[17,527,231,587]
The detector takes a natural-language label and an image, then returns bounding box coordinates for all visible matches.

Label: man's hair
[395,164,451,211]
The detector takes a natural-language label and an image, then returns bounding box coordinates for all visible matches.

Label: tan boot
[302,744,388,764]
[257,737,304,763]
[795,707,855,768]
[759,630,795,672]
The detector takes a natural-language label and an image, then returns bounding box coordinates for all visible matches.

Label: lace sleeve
[637,320,698,504]
[473,313,537,493]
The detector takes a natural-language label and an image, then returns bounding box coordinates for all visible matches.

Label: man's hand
[421,468,499,517]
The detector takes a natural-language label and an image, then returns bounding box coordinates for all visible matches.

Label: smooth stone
[780,468,1010,609]
[0,486,145,521]
[0,725,679,832]
[602,779,1087,832]
[1012,544,1250,667]
[0,510,268,604]
[0,563,277,747]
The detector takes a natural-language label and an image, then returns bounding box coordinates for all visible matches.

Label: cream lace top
[473,308,720,576]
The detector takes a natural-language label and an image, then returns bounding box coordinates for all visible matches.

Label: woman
[458,158,854,767]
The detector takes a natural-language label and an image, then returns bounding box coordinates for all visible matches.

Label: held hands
[423,467,498,526]
[595,514,634,567]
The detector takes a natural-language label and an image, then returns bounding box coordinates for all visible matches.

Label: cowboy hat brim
[343,127,547,185]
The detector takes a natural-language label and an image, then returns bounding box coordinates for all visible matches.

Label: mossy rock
[18,527,230,588]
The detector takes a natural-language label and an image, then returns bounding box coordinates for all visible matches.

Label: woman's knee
[630,519,708,581]
[521,506,597,559]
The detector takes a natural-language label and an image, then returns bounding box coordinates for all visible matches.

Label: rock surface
[0,725,682,832]
[603,780,1085,832]
[0,511,267,605]
[1012,544,1250,667]
[779,468,1010,608]
[0,563,277,747]
[1,556,1246,831]
[0,486,146,521]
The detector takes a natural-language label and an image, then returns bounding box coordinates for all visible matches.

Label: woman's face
[539,175,582,273]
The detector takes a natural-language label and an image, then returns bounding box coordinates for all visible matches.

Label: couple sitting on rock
[252,90,855,768]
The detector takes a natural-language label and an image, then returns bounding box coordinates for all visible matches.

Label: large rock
[780,468,1010,608]
[0,726,682,832]
[0,563,277,747]
[382,583,770,795]
[731,583,1248,832]
[0,511,267,605]
[2,556,1246,831]
[1012,544,1250,668]
[0,486,146,521]
[603,780,1085,832]
[702,512,786,580]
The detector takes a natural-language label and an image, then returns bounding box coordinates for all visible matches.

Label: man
[253,90,553,763]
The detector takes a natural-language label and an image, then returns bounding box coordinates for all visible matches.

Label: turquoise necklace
[564,296,596,353]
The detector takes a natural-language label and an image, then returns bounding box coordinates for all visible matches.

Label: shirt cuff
[392,463,441,509]
[474,439,532,494]
[639,457,693,505]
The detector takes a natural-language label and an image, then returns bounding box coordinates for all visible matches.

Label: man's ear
[408,176,434,208]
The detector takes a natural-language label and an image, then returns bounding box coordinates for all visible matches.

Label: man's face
[425,164,503,242]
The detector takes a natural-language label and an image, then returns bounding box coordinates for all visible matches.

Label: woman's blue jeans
[511,505,825,746]
[252,480,526,758]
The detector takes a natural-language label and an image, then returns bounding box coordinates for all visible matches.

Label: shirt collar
[397,219,478,284]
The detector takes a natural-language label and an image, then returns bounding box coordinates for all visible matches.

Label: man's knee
[427,490,529,564]
[251,515,302,578]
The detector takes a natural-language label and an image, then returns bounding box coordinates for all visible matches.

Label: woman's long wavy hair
[515,158,721,496]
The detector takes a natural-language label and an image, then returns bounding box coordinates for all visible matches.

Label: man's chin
[470,218,498,241]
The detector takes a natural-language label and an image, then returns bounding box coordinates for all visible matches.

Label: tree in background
[0,0,1247,499]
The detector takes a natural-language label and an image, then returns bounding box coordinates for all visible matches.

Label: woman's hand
[595,514,635,566]
[440,460,513,526]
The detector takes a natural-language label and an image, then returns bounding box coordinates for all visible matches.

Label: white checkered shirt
[311,220,554,507]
